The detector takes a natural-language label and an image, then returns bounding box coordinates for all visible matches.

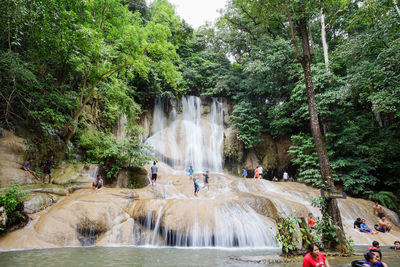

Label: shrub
[0,183,26,230]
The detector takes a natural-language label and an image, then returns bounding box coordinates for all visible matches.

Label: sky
[147,0,228,28]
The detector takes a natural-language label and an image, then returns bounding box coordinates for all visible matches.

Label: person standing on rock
[253,166,259,179]
[373,202,386,219]
[42,155,53,184]
[193,178,199,197]
[242,168,247,179]
[151,161,158,186]
[203,170,210,191]
[22,158,40,182]
[283,171,288,182]
[188,165,194,180]
[258,165,263,179]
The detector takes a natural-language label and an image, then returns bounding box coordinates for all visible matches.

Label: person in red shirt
[308,213,317,228]
[303,243,330,267]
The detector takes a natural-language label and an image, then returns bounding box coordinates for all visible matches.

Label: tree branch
[285,3,301,61]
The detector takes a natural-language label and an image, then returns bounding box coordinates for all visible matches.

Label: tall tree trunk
[394,0,400,19]
[297,20,348,253]
[320,6,331,135]
[320,7,330,78]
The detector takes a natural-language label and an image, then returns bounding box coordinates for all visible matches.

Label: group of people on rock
[22,156,54,184]
[149,162,210,197]
[241,168,293,182]
[23,155,104,191]
[353,202,392,234]
[189,165,210,197]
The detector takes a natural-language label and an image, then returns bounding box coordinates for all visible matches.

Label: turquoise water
[0,246,399,266]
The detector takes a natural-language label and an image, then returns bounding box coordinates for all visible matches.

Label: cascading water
[2,96,399,251]
[146,96,224,172]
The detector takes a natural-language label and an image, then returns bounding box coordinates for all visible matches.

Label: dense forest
[1,0,399,211]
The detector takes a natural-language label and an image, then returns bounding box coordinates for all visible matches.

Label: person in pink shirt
[303,243,330,267]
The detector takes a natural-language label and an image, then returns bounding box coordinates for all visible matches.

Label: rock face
[115,167,148,188]
[0,130,33,187]
[0,207,7,228]
[1,163,399,250]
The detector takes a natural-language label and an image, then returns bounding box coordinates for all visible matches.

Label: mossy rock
[116,167,148,188]
[52,163,93,185]
[24,186,68,196]
[24,193,58,214]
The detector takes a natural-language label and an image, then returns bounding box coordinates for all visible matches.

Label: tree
[233,0,348,252]
[60,0,182,142]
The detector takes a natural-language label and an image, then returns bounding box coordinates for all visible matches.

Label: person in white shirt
[258,166,263,179]
[283,171,288,182]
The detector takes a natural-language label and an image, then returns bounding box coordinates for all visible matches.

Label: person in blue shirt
[242,168,247,179]
[360,219,378,234]
[188,165,194,180]
[193,178,199,197]
[362,251,387,267]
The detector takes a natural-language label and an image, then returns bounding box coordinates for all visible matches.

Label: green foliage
[78,130,151,178]
[97,79,140,130]
[310,197,354,252]
[288,134,322,186]
[364,191,399,211]
[0,183,26,229]
[230,102,263,148]
[275,214,301,255]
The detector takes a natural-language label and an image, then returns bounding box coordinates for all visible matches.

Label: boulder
[0,131,34,187]
[0,206,7,228]
[24,193,57,214]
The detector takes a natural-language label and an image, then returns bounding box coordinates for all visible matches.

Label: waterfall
[87,165,99,179]
[127,200,276,247]
[146,96,224,172]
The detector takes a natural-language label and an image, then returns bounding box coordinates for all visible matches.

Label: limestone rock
[24,193,57,214]
[0,206,7,228]
[116,167,148,189]
[25,187,68,196]
[0,130,34,187]
[52,163,95,185]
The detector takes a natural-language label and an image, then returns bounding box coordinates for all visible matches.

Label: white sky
[147,0,228,28]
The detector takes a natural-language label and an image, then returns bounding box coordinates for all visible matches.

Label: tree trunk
[297,20,348,253]
[320,7,330,80]
[394,0,400,20]
[60,63,132,143]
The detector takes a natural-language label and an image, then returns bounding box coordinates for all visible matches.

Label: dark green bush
[0,183,26,230]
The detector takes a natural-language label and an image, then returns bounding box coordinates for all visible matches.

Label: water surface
[1,246,399,266]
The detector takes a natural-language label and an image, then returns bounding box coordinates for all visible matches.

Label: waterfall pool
[0,246,399,266]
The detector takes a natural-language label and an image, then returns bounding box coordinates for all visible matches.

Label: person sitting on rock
[22,158,40,182]
[390,240,400,250]
[376,216,392,233]
[354,218,362,229]
[272,176,278,182]
[360,219,378,234]
[307,213,317,229]
[92,174,103,190]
